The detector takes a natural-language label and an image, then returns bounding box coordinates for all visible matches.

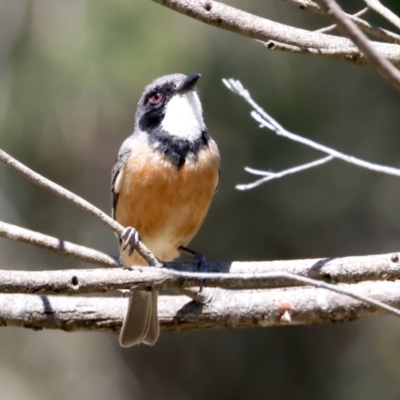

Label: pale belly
[116,144,219,265]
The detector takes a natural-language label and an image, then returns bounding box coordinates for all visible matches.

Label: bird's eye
[149,92,163,105]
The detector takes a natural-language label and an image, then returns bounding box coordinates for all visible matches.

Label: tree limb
[315,0,400,91]
[152,0,400,66]
[0,220,120,268]
[2,280,400,332]
[0,149,160,267]
[364,0,400,31]
[284,0,400,44]
[1,252,399,294]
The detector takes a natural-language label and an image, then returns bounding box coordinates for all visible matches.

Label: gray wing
[111,139,132,220]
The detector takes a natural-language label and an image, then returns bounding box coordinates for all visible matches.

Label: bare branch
[2,252,399,294]
[223,78,400,182]
[257,39,376,65]
[152,0,400,66]
[284,0,400,44]
[0,149,160,267]
[315,0,400,91]
[3,280,400,332]
[237,156,333,190]
[0,220,120,268]
[364,0,400,31]
[315,7,369,34]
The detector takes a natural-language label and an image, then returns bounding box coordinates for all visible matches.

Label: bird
[111,73,220,347]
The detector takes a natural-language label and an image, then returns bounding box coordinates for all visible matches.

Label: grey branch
[315,0,400,91]
[152,0,400,66]
[0,149,160,267]
[223,78,400,187]
[2,251,400,317]
[315,7,369,34]
[2,280,400,332]
[2,252,399,294]
[284,0,400,44]
[237,156,334,190]
[364,0,400,31]
[0,220,120,268]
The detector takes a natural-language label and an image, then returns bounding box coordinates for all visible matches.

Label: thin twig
[237,156,333,190]
[364,0,400,31]
[223,78,400,184]
[0,149,160,267]
[283,0,400,44]
[315,0,400,91]
[152,0,400,66]
[3,280,400,332]
[315,7,369,34]
[0,220,120,268]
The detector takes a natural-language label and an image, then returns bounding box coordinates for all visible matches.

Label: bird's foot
[178,246,207,291]
[178,246,206,271]
[121,226,140,256]
[193,252,206,273]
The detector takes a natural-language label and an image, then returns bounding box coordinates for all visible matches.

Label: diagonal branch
[223,78,400,185]
[284,0,400,44]
[0,220,120,268]
[3,280,400,332]
[152,0,400,66]
[315,7,369,34]
[364,0,400,31]
[0,149,160,267]
[237,156,333,190]
[315,0,400,91]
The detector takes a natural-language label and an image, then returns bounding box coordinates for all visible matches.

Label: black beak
[177,73,201,94]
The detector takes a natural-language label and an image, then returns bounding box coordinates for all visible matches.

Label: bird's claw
[121,227,140,256]
[194,253,206,273]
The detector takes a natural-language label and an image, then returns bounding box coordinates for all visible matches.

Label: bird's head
[135,73,205,140]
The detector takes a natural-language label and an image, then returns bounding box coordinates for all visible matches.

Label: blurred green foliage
[1,0,400,399]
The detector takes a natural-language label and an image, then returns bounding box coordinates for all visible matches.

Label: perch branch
[315,0,400,91]
[1,252,399,293]
[0,220,119,268]
[0,149,160,267]
[152,0,400,66]
[2,280,400,332]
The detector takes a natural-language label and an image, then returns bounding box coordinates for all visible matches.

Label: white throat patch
[161,91,205,140]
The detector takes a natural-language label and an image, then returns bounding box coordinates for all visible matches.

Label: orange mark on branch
[279,301,292,322]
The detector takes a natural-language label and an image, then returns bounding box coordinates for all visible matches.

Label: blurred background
[0,0,400,398]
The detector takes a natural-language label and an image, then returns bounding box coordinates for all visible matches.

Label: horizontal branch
[0,220,119,268]
[152,0,400,66]
[1,252,399,294]
[2,280,400,332]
